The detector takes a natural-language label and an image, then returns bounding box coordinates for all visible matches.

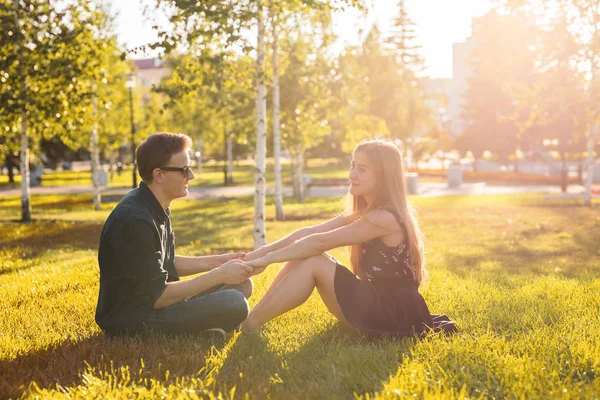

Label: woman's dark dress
[333,210,456,338]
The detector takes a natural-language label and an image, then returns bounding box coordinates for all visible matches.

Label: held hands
[216,252,246,266]
[245,256,271,277]
[242,246,269,262]
[216,259,254,285]
[246,257,270,269]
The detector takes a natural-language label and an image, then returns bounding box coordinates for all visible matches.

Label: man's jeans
[143,281,252,335]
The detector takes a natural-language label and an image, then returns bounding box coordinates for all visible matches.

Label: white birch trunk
[90,98,101,211]
[295,145,305,204]
[584,125,596,207]
[272,17,284,221]
[583,6,598,206]
[20,114,31,222]
[227,135,233,184]
[197,138,204,175]
[253,4,267,249]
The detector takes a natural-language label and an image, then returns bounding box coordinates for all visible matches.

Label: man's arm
[153,259,253,309]
[174,252,245,277]
[244,214,350,261]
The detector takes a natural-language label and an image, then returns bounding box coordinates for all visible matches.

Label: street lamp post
[126,74,137,188]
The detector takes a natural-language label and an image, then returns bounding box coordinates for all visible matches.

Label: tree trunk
[295,145,305,204]
[109,149,116,182]
[196,139,204,176]
[20,114,31,222]
[7,155,15,183]
[253,5,267,249]
[227,135,233,184]
[584,125,596,206]
[560,150,567,193]
[292,156,298,198]
[272,21,284,221]
[223,122,228,186]
[90,99,101,211]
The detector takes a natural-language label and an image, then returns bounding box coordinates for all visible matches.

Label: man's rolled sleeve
[109,218,168,306]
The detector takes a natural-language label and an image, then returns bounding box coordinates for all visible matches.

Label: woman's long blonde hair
[345,140,426,283]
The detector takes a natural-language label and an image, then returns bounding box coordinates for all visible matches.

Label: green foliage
[460,1,600,161]
[459,10,538,161]
[0,194,599,398]
[0,1,117,148]
[157,50,256,158]
[279,32,333,154]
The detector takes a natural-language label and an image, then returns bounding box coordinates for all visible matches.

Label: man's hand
[216,252,246,266]
[215,260,254,285]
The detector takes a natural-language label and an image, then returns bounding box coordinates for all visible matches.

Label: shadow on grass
[0,220,102,261]
[441,206,600,280]
[216,325,417,398]
[443,241,598,280]
[0,332,230,399]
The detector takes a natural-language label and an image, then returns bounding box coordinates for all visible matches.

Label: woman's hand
[216,252,246,267]
[242,247,269,262]
[246,256,270,270]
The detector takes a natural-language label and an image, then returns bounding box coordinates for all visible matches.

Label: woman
[243,140,456,337]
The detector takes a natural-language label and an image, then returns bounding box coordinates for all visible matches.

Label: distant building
[133,58,170,87]
[448,38,477,137]
[424,78,452,128]
[448,17,481,138]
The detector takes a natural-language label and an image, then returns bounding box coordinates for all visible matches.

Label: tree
[498,0,598,197]
[459,9,538,165]
[152,0,363,247]
[270,1,285,220]
[0,0,117,221]
[278,29,334,203]
[385,0,434,166]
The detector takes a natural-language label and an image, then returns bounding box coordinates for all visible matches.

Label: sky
[110,0,492,79]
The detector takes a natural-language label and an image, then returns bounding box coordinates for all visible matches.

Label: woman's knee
[298,254,336,271]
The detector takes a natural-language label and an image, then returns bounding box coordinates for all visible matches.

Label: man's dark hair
[136,132,193,182]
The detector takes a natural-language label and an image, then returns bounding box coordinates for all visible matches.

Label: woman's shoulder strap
[382,207,405,231]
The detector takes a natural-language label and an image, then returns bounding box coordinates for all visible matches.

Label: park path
[0,182,589,199]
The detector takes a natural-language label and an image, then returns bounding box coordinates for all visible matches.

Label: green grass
[0,193,599,398]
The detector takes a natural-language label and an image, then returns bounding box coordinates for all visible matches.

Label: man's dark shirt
[95,182,179,334]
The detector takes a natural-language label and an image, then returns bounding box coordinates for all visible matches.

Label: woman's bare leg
[252,260,300,309]
[242,255,349,333]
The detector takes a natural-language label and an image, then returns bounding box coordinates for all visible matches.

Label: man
[96,132,253,337]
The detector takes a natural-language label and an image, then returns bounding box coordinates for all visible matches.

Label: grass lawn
[0,193,599,398]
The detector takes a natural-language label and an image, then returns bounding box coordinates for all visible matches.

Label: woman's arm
[175,252,246,277]
[244,214,350,261]
[247,210,397,268]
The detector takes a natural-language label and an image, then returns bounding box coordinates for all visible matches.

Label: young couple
[95,132,455,338]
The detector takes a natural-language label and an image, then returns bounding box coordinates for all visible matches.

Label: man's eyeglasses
[160,165,193,178]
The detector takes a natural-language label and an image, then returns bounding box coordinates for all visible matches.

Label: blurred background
[2,0,600,220]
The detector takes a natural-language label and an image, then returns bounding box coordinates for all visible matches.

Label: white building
[447,21,479,138]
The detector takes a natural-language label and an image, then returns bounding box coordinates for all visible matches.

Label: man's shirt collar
[139,181,170,221]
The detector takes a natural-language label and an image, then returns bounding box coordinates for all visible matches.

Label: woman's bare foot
[241,316,261,334]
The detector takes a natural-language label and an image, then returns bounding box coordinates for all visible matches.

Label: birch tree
[0,0,114,221]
